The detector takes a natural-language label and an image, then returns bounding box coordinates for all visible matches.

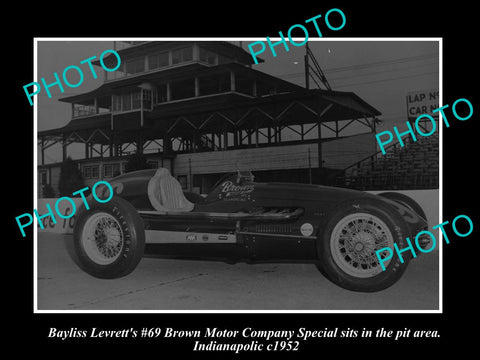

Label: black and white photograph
[34,38,441,311]
[10,3,479,354]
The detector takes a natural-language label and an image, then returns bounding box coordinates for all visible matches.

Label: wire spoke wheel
[82,212,124,265]
[330,213,395,278]
[74,196,145,279]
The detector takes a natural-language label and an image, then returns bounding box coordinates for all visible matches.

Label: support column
[137,134,144,155]
[109,137,114,157]
[194,77,200,97]
[317,121,322,169]
[140,90,144,127]
[223,130,228,149]
[62,136,67,161]
[233,129,238,147]
[166,83,172,102]
[163,135,172,155]
[304,52,309,90]
[230,71,236,92]
[188,158,192,192]
[308,148,312,184]
[193,131,198,153]
[316,102,333,171]
[41,138,45,165]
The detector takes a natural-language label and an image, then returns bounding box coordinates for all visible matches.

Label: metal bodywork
[107,169,428,263]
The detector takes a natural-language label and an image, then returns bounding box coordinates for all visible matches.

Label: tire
[316,199,411,292]
[73,196,145,279]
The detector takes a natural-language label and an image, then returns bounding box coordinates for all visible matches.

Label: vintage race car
[73,168,430,292]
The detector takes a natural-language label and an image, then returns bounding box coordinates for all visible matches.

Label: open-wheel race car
[73,168,430,292]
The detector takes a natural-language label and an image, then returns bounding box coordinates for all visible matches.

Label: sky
[35,39,439,164]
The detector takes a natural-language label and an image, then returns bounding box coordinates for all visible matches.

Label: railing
[342,138,412,177]
[73,104,111,118]
[73,104,96,118]
[336,134,439,190]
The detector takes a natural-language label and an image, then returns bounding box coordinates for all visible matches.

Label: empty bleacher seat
[337,130,439,190]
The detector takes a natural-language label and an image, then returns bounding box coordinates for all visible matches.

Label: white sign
[406,89,439,118]
[300,223,314,237]
[37,198,83,234]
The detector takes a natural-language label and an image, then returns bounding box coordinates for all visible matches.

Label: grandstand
[336,130,439,190]
[38,41,383,196]
[37,41,439,196]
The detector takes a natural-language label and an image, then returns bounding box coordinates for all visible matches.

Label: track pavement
[36,232,439,311]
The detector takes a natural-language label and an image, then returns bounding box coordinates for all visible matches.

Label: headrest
[153,168,171,178]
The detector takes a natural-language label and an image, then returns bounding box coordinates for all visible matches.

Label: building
[38,40,382,196]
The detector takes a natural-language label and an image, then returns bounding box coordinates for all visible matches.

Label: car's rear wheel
[73,196,145,279]
[316,200,411,292]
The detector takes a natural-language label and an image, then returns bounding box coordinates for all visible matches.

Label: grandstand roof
[39,88,381,142]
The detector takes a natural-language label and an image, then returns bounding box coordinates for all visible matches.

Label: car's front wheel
[316,200,411,292]
[73,196,145,279]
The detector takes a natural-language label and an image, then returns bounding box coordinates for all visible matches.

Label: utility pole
[304,42,310,89]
